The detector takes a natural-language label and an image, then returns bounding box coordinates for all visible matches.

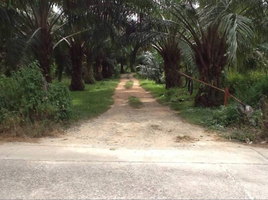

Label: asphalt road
[0,143,268,199]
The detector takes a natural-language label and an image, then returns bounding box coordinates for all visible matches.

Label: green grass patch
[129,96,143,109]
[125,80,134,89]
[58,78,119,121]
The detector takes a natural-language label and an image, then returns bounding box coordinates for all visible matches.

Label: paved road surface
[1,143,268,199]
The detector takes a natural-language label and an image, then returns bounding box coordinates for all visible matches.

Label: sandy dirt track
[39,74,225,149]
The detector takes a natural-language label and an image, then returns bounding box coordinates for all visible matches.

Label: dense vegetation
[0,0,267,141]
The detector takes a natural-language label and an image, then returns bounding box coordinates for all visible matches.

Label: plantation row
[0,0,267,141]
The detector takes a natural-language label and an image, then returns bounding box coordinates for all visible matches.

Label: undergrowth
[0,62,119,138]
[0,62,72,137]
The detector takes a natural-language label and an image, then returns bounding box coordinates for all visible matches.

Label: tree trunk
[161,44,183,89]
[84,49,95,84]
[55,53,66,83]
[164,61,183,89]
[129,45,139,73]
[194,70,224,107]
[120,61,125,74]
[69,41,85,91]
[102,59,113,79]
[38,27,53,83]
[95,57,103,81]
[102,60,109,79]
[194,58,226,107]
[193,26,227,107]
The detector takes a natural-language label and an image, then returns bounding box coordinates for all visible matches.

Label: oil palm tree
[167,0,262,106]
[7,0,64,83]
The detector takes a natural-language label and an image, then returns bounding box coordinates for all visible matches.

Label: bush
[227,72,268,139]
[208,105,242,128]
[0,62,72,136]
[228,72,268,108]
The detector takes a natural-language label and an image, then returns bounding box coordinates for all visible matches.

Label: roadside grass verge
[129,96,143,109]
[125,80,134,89]
[0,77,119,139]
[136,75,265,143]
[58,78,120,121]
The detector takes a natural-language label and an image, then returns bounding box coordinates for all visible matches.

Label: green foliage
[128,96,143,109]
[47,83,72,121]
[0,62,72,136]
[206,105,242,129]
[136,51,165,84]
[228,72,268,107]
[113,64,121,79]
[125,80,134,89]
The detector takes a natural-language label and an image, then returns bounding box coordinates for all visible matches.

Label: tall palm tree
[8,0,64,83]
[0,3,15,73]
[63,0,131,89]
[168,0,260,106]
[150,11,184,89]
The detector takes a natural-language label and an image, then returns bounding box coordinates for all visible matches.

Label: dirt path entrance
[39,74,225,149]
[2,74,268,199]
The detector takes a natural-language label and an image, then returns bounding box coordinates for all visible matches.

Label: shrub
[0,62,72,136]
[208,105,242,128]
[228,72,268,108]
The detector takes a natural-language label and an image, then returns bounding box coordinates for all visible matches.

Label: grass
[129,96,143,109]
[137,77,217,127]
[58,78,119,121]
[125,80,134,89]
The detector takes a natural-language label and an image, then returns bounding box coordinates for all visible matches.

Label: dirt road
[41,74,220,149]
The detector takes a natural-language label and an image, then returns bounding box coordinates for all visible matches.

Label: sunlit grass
[57,78,119,121]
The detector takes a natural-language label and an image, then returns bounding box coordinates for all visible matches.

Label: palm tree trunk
[84,49,95,84]
[102,60,109,78]
[161,46,183,89]
[164,61,183,89]
[102,59,113,79]
[193,30,227,107]
[95,57,103,81]
[129,45,139,73]
[120,61,125,74]
[69,41,85,91]
[194,64,224,107]
[39,27,53,83]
